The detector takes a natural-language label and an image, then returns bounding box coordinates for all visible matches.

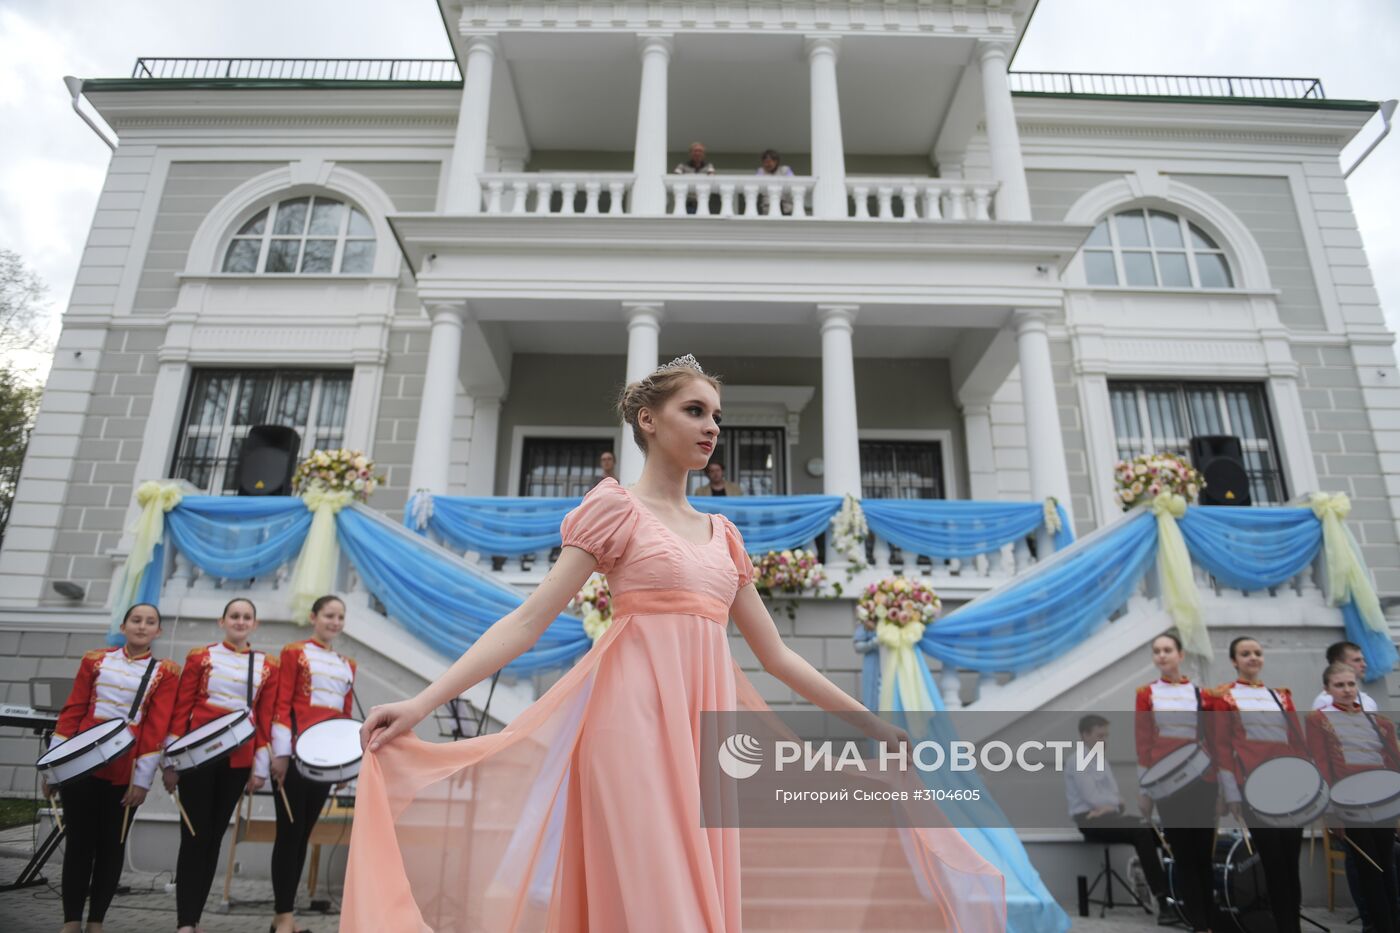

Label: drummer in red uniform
[1212,636,1312,933]
[162,597,280,933]
[268,594,357,933]
[1135,631,1218,932]
[47,603,180,933]
[1307,661,1400,933]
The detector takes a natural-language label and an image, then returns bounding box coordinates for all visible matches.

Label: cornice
[1017,122,1341,148]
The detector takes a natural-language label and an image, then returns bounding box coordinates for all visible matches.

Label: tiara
[654,354,706,375]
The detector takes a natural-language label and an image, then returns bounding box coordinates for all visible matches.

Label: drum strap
[126,657,157,723]
[246,652,256,708]
[1267,688,1306,748]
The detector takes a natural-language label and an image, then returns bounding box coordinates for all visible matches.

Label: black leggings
[271,765,332,914]
[175,763,249,926]
[59,776,131,924]
[1158,779,1217,930]
[1248,821,1303,933]
[1348,826,1399,933]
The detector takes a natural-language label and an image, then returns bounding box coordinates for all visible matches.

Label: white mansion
[0,1,1397,880]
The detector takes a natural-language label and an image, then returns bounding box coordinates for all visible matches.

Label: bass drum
[1166,834,1274,933]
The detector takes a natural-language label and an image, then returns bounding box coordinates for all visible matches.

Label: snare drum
[164,709,254,772]
[294,718,364,784]
[1243,756,1329,827]
[1329,769,1400,825]
[1141,743,1211,801]
[36,720,134,787]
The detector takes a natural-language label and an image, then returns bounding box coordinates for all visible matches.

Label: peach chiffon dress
[341,478,1004,932]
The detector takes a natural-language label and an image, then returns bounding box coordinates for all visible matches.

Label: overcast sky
[1,0,1397,380]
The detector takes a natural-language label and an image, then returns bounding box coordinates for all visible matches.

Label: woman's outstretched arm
[360,547,598,751]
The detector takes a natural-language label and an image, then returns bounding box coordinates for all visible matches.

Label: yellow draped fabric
[289,487,355,621]
[1043,497,1062,536]
[1152,493,1209,660]
[1311,492,1387,634]
[109,481,183,631]
[877,620,931,711]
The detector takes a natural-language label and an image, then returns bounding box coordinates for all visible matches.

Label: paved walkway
[0,823,1352,931]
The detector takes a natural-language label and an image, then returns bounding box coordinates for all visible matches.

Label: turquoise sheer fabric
[862,499,1073,558]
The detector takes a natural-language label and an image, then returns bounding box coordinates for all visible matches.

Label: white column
[619,303,663,484]
[409,302,466,494]
[1267,375,1319,497]
[631,34,672,216]
[960,400,998,499]
[444,35,498,213]
[343,361,384,452]
[1014,311,1073,518]
[465,396,502,495]
[818,305,862,497]
[976,40,1031,222]
[806,36,848,219]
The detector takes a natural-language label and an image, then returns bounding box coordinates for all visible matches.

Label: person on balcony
[755,148,795,215]
[673,141,716,214]
[591,449,617,490]
[692,460,744,497]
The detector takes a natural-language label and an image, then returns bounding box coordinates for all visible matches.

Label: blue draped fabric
[687,495,843,553]
[1177,506,1322,591]
[339,506,591,674]
[413,496,579,557]
[1342,599,1400,683]
[862,499,1073,559]
[888,657,1071,932]
[922,512,1158,672]
[165,497,313,579]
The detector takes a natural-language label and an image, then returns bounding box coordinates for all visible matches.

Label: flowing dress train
[341,479,1005,931]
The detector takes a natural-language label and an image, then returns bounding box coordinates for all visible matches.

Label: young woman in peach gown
[342,356,1005,932]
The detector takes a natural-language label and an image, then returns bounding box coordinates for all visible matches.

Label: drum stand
[1077,845,1153,918]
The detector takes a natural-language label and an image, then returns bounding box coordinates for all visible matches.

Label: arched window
[221,195,376,274]
[1082,208,1233,289]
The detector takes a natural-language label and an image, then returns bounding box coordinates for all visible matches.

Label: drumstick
[119,805,131,845]
[174,790,196,837]
[278,779,295,824]
[1341,831,1384,872]
[47,792,63,834]
[1151,821,1173,856]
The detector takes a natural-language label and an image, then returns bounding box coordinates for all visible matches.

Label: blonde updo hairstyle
[617,362,722,453]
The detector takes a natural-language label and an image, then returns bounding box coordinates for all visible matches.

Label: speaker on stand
[1189,435,1252,507]
[234,425,302,496]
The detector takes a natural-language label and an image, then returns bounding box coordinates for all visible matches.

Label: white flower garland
[831,494,868,570]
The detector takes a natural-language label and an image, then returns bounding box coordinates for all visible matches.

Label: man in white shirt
[1312,641,1378,711]
[1065,715,1172,922]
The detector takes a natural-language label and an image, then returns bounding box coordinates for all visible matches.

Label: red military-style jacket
[165,641,279,779]
[271,638,355,758]
[1305,701,1400,786]
[1134,676,1217,782]
[52,645,180,789]
[1210,680,1309,804]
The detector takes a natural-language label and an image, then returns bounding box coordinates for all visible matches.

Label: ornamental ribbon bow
[108,481,184,640]
[1151,493,1209,660]
[1311,492,1386,635]
[877,620,933,711]
[288,487,355,621]
[1043,498,1063,536]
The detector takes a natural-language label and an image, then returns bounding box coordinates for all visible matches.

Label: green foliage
[0,367,42,546]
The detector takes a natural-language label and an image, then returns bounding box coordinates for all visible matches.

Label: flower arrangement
[754,548,827,594]
[292,448,383,502]
[856,576,942,632]
[1113,452,1204,509]
[831,495,869,571]
[571,574,613,641]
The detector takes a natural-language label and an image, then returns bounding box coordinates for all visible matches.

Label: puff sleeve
[722,517,756,590]
[560,479,638,574]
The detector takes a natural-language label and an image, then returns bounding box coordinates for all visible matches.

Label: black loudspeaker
[235,425,301,496]
[1189,435,1252,507]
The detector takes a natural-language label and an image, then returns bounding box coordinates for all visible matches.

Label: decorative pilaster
[408,302,467,494]
[1014,311,1073,522]
[630,35,673,216]
[806,36,848,219]
[818,304,862,497]
[976,40,1031,222]
[960,400,998,499]
[619,303,663,484]
[465,396,502,495]
[444,35,498,213]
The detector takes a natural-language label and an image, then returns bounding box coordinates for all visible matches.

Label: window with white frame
[860,440,945,499]
[172,370,352,493]
[701,427,787,495]
[1083,209,1233,289]
[1108,381,1285,505]
[221,195,376,274]
[519,437,615,497]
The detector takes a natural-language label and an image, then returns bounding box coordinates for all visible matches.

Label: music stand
[1077,845,1152,918]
